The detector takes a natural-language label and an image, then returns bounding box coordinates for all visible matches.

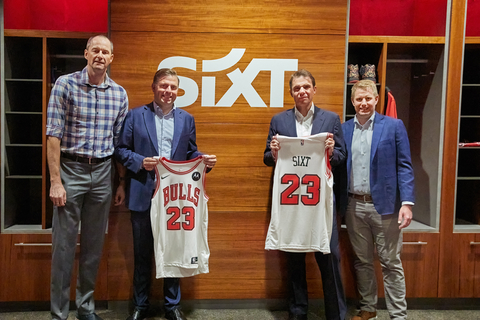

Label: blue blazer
[115,102,202,212]
[263,105,347,216]
[263,105,346,168]
[341,112,415,216]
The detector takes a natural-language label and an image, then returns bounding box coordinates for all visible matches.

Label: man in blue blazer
[115,68,216,320]
[341,80,414,320]
[264,69,347,320]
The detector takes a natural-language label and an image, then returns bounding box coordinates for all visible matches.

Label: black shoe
[165,308,187,320]
[76,313,103,320]
[126,308,148,320]
[288,313,308,320]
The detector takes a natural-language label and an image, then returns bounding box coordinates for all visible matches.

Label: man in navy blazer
[115,68,216,320]
[341,80,414,320]
[264,69,347,320]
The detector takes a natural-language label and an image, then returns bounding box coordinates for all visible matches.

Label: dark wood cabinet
[0,233,108,301]
[439,0,480,298]
[456,43,480,231]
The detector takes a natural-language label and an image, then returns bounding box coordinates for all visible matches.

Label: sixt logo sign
[158,49,298,108]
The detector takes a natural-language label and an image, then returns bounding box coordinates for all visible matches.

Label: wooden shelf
[5,78,43,82]
[456,45,480,229]
[51,54,84,59]
[465,36,480,44]
[5,175,43,179]
[4,29,105,39]
[349,35,445,44]
[5,111,42,115]
[1,33,92,233]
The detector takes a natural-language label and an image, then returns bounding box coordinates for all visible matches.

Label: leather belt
[61,152,112,164]
[349,193,373,202]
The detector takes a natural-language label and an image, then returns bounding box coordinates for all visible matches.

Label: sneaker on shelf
[348,64,360,83]
[360,64,376,83]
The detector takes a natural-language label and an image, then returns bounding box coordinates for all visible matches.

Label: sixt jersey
[265,133,333,253]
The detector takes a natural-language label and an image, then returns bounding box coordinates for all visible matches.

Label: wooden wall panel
[110,0,348,300]
[106,207,134,300]
[110,32,345,117]
[107,208,329,300]
[111,0,347,34]
[195,123,270,168]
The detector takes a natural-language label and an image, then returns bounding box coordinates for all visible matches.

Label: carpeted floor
[1,302,480,320]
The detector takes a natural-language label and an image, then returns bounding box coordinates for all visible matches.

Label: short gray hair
[86,35,113,53]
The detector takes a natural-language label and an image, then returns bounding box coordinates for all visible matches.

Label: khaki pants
[346,197,407,320]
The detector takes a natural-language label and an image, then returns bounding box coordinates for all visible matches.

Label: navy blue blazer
[263,105,346,168]
[263,106,347,215]
[341,112,415,216]
[115,102,202,212]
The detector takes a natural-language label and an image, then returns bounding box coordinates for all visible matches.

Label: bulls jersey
[265,133,333,253]
[150,156,209,278]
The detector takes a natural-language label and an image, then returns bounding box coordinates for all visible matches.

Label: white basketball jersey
[150,156,209,278]
[265,133,333,253]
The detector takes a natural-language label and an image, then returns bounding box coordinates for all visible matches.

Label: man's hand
[325,137,335,157]
[142,157,159,171]
[114,183,125,206]
[203,155,217,169]
[270,135,280,160]
[398,205,413,229]
[47,136,66,207]
[50,181,67,207]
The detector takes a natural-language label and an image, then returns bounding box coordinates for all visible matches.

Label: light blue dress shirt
[349,113,374,195]
[153,102,175,160]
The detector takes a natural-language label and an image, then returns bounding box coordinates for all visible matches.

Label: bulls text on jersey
[163,183,201,207]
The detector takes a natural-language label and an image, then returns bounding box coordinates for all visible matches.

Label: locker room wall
[107,0,349,300]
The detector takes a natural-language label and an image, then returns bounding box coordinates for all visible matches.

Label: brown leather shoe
[351,310,377,320]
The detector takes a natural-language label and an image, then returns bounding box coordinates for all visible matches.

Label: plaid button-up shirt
[46,67,128,159]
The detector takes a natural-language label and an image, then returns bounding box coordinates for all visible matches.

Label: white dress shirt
[295,103,315,137]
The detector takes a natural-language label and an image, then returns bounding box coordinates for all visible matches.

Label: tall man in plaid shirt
[46,35,128,320]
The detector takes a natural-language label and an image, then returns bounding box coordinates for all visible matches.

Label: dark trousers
[130,209,181,312]
[286,211,346,320]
